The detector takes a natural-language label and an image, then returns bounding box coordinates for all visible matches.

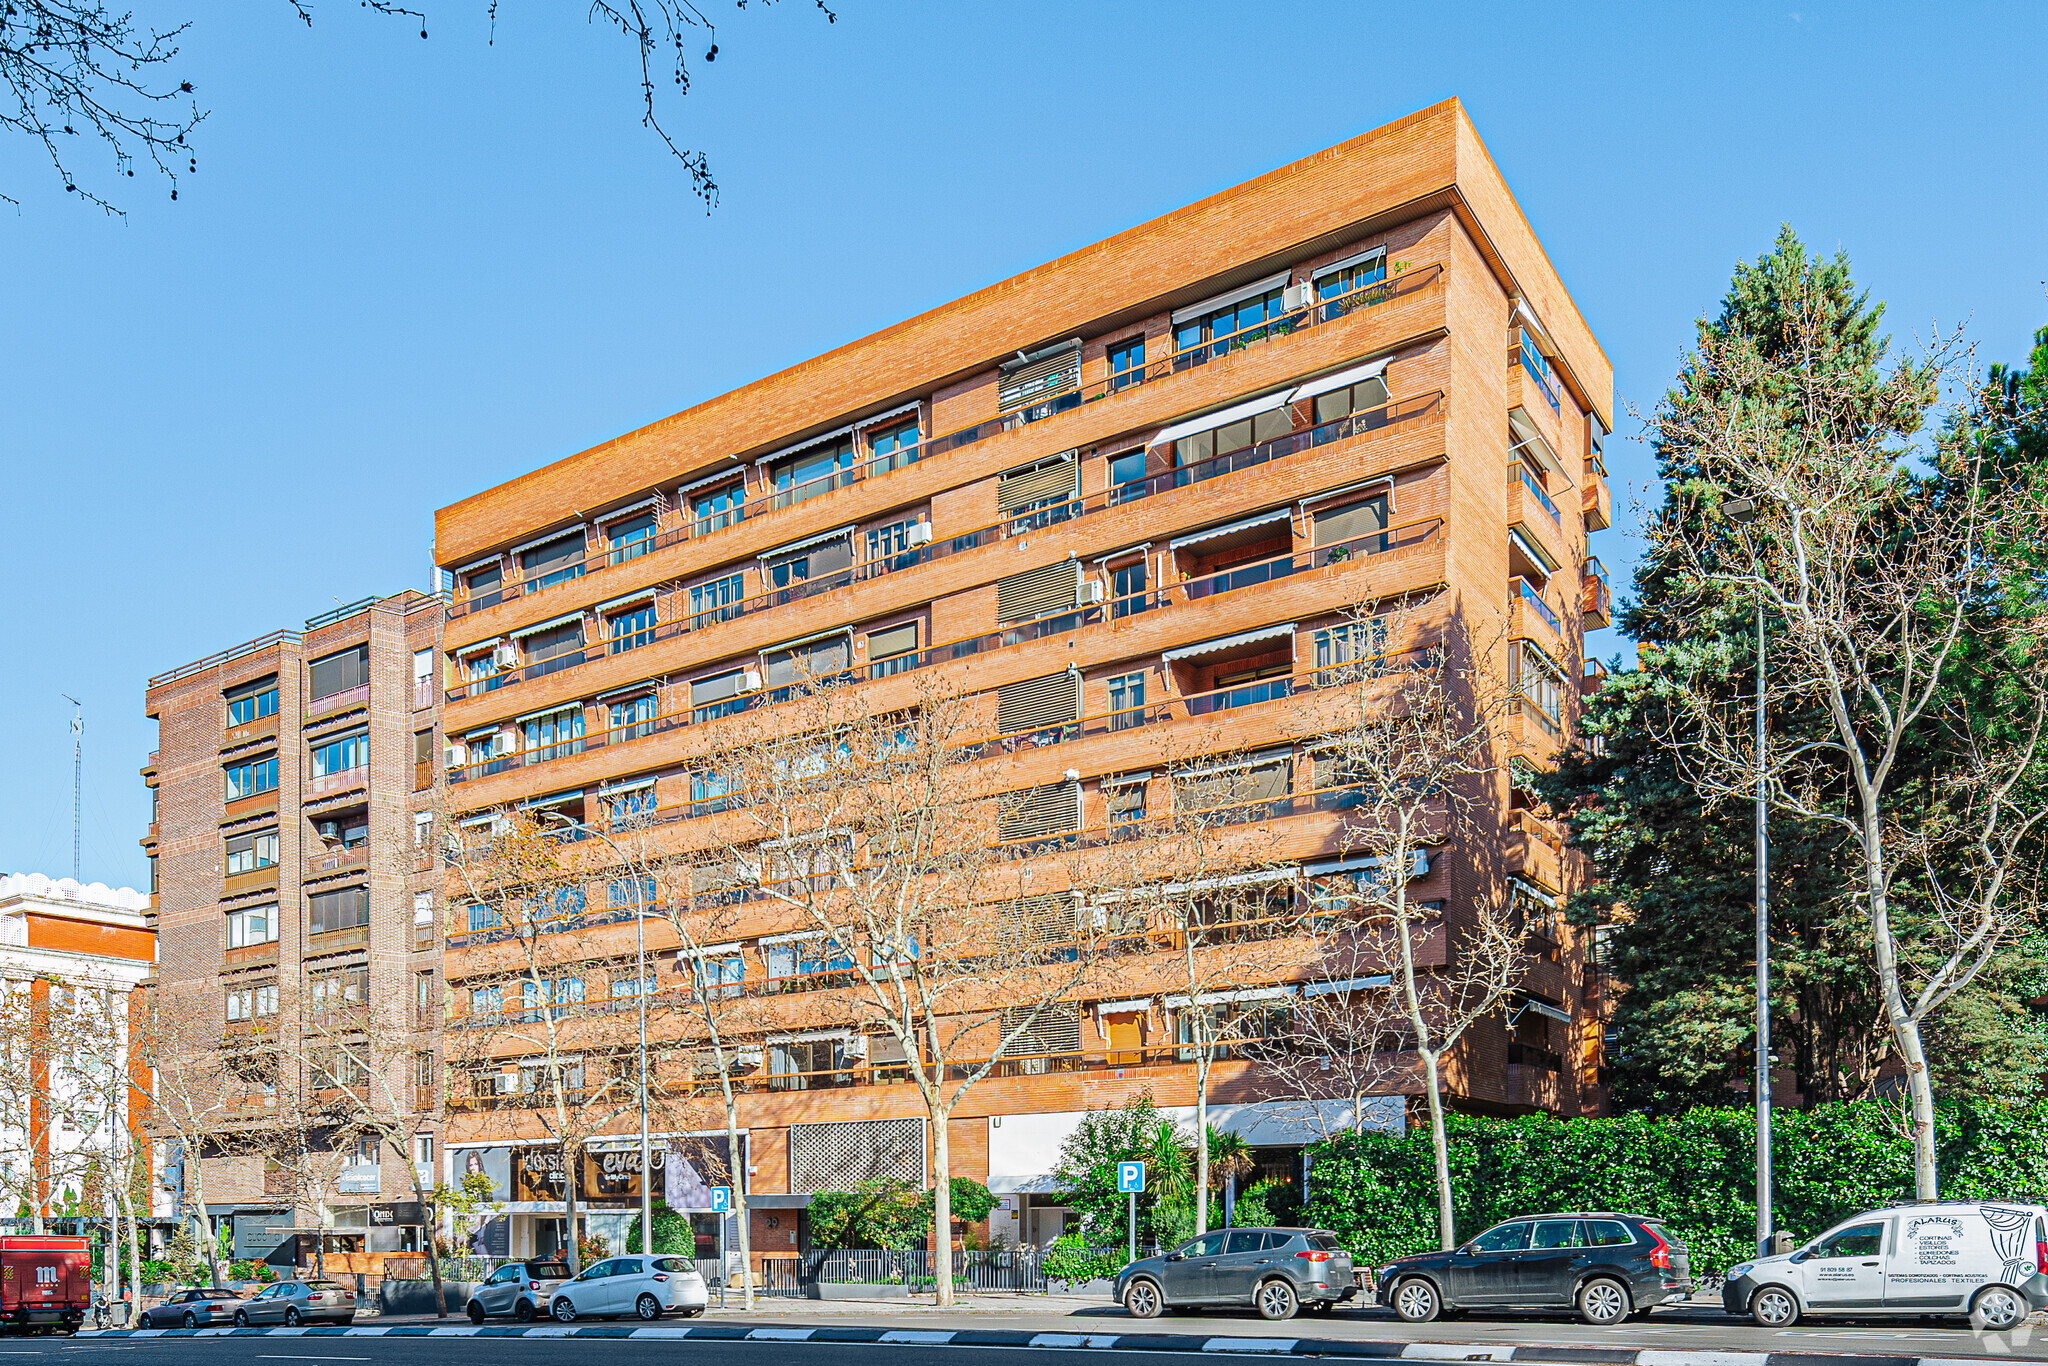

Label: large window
[310,729,368,779]
[1174,285,1286,370]
[309,886,370,936]
[224,756,278,802]
[225,903,276,949]
[865,519,918,572]
[462,561,504,609]
[691,480,745,534]
[1108,336,1146,393]
[690,669,752,723]
[1110,559,1149,617]
[521,620,585,669]
[225,830,279,876]
[606,513,655,566]
[690,573,743,627]
[1514,640,1567,728]
[1108,672,1146,729]
[1314,248,1387,321]
[523,706,585,761]
[608,601,656,654]
[867,420,919,473]
[226,679,279,727]
[520,533,586,589]
[866,623,918,679]
[1313,618,1389,682]
[765,535,853,592]
[772,438,854,503]
[607,693,656,741]
[309,967,366,1012]
[309,646,368,701]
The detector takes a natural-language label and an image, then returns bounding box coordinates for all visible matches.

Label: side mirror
[1788,1249,1809,1265]
[1454,1245,1475,1258]
[1164,1251,1185,1262]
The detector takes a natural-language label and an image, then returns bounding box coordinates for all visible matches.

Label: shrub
[625,1203,697,1255]
[809,1180,930,1250]
[1042,1234,1126,1287]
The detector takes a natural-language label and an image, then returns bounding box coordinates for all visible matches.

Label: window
[463,561,504,609]
[606,512,656,566]
[866,623,919,678]
[612,973,656,1000]
[226,988,252,1022]
[414,729,435,767]
[520,533,586,589]
[522,976,585,1010]
[605,782,657,823]
[608,601,656,654]
[224,756,278,801]
[1312,372,1392,426]
[765,535,853,591]
[413,1132,435,1167]
[607,693,657,741]
[1174,284,1286,369]
[690,573,743,627]
[470,985,503,1014]
[1314,248,1387,321]
[867,420,919,472]
[1209,664,1293,713]
[1108,672,1146,730]
[1814,1223,1886,1259]
[691,480,745,534]
[865,519,919,571]
[1171,403,1293,467]
[999,782,1081,844]
[690,952,744,999]
[416,970,436,1012]
[413,890,435,925]
[309,646,368,701]
[1513,640,1567,728]
[1106,774,1148,830]
[772,438,854,503]
[1110,559,1149,617]
[690,668,752,723]
[1313,619,1389,682]
[688,769,730,814]
[225,830,279,876]
[310,729,368,779]
[763,633,851,695]
[998,345,1081,420]
[1313,494,1389,560]
[1107,448,1148,501]
[1472,1222,1531,1253]
[309,967,366,1011]
[1108,336,1146,393]
[225,904,276,949]
[226,680,279,727]
[308,886,370,935]
[523,706,585,761]
[521,620,585,667]
[608,877,656,909]
[254,983,278,1016]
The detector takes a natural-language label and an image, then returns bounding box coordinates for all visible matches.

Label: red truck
[0,1237,92,1334]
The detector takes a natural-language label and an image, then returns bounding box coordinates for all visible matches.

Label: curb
[73,1324,2018,1365]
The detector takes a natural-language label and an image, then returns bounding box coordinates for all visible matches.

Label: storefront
[451,1133,747,1262]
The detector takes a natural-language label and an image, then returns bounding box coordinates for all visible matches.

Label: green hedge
[1302,1101,2048,1280]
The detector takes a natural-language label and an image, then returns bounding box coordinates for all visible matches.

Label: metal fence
[747,1248,1052,1297]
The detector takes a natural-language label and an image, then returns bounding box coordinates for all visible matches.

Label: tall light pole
[1723,495,1771,1256]
[540,813,652,1256]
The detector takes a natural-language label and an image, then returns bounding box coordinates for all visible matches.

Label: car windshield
[1471,1222,1530,1253]
[527,1262,570,1279]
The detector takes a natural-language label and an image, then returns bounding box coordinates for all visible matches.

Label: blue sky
[3,0,2043,889]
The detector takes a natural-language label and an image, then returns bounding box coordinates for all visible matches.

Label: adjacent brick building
[428,97,1614,1260]
[142,591,447,1263]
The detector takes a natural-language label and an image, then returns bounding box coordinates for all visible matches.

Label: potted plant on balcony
[1324,544,1352,566]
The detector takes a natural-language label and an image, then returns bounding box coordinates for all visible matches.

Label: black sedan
[139,1287,246,1328]
[1375,1213,1692,1325]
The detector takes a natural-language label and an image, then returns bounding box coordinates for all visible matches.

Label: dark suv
[1374,1213,1691,1326]
[1115,1227,1359,1321]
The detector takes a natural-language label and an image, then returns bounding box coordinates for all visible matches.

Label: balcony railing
[1518,336,1561,414]
[445,516,1442,786]
[1513,576,1560,633]
[446,388,1445,704]
[1512,464,1561,525]
[443,261,1446,623]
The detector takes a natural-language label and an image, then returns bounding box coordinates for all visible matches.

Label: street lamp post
[541,813,652,1257]
[1723,495,1772,1257]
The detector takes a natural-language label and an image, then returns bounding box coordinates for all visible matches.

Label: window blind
[1312,495,1389,545]
[690,670,748,706]
[996,671,1081,734]
[996,561,1080,624]
[998,346,1080,413]
[866,622,918,660]
[999,782,1080,841]
[309,646,368,701]
[764,633,851,687]
[1000,1003,1080,1056]
[997,457,1078,512]
[308,887,370,935]
[523,620,585,662]
[520,533,585,576]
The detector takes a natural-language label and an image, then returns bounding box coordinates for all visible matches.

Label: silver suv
[1115,1227,1359,1321]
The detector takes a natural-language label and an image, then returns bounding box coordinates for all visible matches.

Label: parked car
[465,1259,573,1324]
[1376,1213,1692,1326]
[548,1257,708,1322]
[1114,1227,1360,1322]
[231,1279,357,1326]
[1723,1201,2048,1331]
[140,1288,245,1328]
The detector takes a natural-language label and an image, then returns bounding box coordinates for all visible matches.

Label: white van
[1723,1201,2048,1331]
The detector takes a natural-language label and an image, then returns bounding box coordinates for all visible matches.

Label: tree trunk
[186,1149,222,1288]
[1864,828,1939,1198]
[563,1143,582,1275]
[1193,1041,1211,1237]
[929,1105,953,1307]
[719,1084,754,1310]
[400,1141,448,1318]
[1420,1052,1454,1251]
[120,1184,140,1318]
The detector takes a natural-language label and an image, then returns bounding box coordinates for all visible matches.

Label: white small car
[549,1256,708,1321]
[1724,1201,2048,1331]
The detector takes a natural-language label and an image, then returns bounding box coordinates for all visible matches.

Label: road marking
[1202,1339,1296,1354]
[255,1356,372,1361]
[748,1328,818,1340]
[1400,1348,1511,1361]
[1028,1336,1124,1350]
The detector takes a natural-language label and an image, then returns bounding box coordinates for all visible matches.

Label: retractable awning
[1146,388,1294,448]
[759,526,856,561]
[1169,507,1291,551]
[1290,354,1390,402]
[1162,622,1296,662]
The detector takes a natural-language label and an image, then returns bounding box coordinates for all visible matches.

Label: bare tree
[1644,311,2048,1197]
[689,672,1110,1305]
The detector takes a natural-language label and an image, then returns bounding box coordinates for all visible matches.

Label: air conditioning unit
[492,643,518,669]
[316,820,341,842]
[1282,282,1308,311]
[841,1034,869,1060]
[1077,580,1105,606]
[444,744,464,769]
[905,522,934,548]
[494,728,517,755]
[736,669,763,694]
[732,1047,763,1071]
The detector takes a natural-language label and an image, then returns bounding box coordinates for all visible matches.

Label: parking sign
[1117,1161,1146,1194]
[709,1186,732,1212]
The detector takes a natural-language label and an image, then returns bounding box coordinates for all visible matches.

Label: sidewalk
[372,1293,1111,1326]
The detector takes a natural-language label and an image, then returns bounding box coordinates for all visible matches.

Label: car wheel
[233,1311,249,1327]
[514,1301,536,1323]
[1256,1278,1299,1322]
[1391,1277,1441,1324]
[1971,1285,2027,1332]
[467,1303,486,1326]
[182,1312,199,1329]
[1123,1278,1163,1319]
[552,1297,577,1323]
[1750,1284,1800,1327]
[284,1307,302,1327]
[635,1295,661,1321]
[1577,1278,1630,1327]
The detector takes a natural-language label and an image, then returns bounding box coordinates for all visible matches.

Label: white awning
[595,588,656,614]
[455,553,503,574]
[1171,270,1291,325]
[595,681,658,702]
[1168,507,1291,550]
[765,1029,855,1044]
[764,626,855,655]
[1519,998,1572,1025]
[675,941,742,961]
[677,465,744,495]
[1146,388,1294,448]
[508,525,587,558]
[1303,850,1431,878]
[1092,542,1150,564]
[1511,298,1557,358]
[1312,246,1387,280]
[758,526,856,561]
[454,637,504,658]
[754,423,856,466]
[1289,354,1391,402]
[517,790,584,811]
[1510,525,1559,576]
[756,928,828,946]
[510,610,586,640]
[1155,865,1301,897]
[1093,997,1152,1016]
[1509,406,1566,479]
[1511,877,1559,909]
[1162,622,1296,662]
[595,495,660,525]
[852,398,923,433]
[596,776,657,796]
[513,703,582,724]
[1302,975,1393,997]
[1164,984,1295,1009]
[1300,475,1396,515]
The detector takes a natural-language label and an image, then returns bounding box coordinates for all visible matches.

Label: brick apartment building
[425,96,1613,1260]
[142,590,448,1264]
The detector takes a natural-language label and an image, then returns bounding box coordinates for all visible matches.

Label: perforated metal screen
[788,1116,925,1193]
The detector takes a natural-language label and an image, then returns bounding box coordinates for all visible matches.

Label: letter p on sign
[1118,1161,1145,1194]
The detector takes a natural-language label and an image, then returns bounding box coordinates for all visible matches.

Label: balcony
[307,924,369,955]
[307,683,370,720]
[1506,1061,1562,1111]
[1584,447,1611,532]
[414,678,437,711]
[446,514,1445,788]
[1582,658,1609,694]
[447,387,1447,709]
[224,789,279,822]
[223,713,280,749]
[1510,577,1561,639]
[224,942,279,970]
[306,843,369,880]
[307,765,368,802]
[223,865,279,896]
[1509,463,1561,528]
[1582,558,1611,629]
[443,262,1447,626]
